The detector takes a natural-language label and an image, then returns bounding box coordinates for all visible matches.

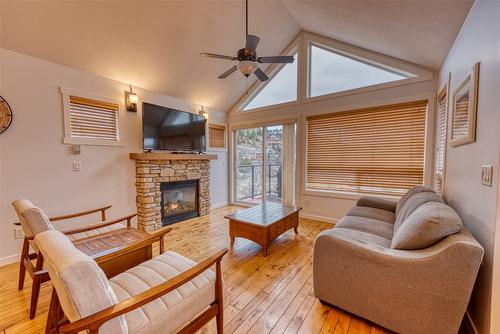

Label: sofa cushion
[109,251,215,334]
[391,202,464,250]
[335,216,394,240]
[35,230,127,334]
[394,192,443,232]
[347,206,395,224]
[395,186,435,217]
[332,227,392,248]
[356,196,397,212]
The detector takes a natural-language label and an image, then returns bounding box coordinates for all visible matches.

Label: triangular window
[309,44,410,98]
[244,54,298,111]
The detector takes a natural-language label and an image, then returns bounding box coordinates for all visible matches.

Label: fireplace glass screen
[160,179,199,225]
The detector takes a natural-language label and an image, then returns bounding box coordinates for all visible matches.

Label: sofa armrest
[356,196,397,212]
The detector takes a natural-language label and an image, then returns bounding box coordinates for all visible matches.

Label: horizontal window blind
[434,91,447,195]
[69,95,119,141]
[209,124,226,148]
[306,101,427,196]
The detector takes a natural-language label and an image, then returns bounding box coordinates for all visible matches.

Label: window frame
[61,87,126,147]
[434,76,450,195]
[306,42,413,99]
[230,31,433,114]
[207,122,227,151]
[304,100,429,198]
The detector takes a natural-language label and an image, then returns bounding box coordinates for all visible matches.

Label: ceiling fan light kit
[200,0,295,81]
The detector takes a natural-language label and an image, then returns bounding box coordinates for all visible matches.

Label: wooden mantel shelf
[130,152,218,161]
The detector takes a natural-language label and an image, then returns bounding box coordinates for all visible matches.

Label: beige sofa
[313,186,483,334]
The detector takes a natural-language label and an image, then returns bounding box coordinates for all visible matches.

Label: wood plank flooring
[0,205,392,334]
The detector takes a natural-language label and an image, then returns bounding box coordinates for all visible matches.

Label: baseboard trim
[0,253,19,266]
[462,311,479,334]
[299,212,338,224]
[211,201,229,209]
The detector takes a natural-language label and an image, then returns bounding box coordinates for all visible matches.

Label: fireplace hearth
[161,179,199,226]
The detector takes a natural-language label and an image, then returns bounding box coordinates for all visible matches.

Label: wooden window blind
[209,124,226,148]
[306,101,427,196]
[69,95,119,142]
[434,89,448,195]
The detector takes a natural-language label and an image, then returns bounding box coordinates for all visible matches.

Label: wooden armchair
[12,199,165,319]
[35,229,227,334]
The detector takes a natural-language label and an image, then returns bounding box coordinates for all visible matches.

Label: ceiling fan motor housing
[238,48,256,61]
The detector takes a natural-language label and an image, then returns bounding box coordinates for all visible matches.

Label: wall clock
[0,96,13,134]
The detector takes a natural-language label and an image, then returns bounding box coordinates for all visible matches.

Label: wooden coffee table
[225,203,302,256]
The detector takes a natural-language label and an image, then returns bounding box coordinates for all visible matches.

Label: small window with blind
[208,124,226,149]
[434,85,448,195]
[306,101,427,196]
[61,88,123,146]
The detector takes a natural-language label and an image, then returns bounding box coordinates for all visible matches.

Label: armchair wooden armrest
[49,205,112,222]
[62,213,137,236]
[58,248,228,334]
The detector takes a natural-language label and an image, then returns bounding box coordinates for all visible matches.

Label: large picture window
[306,101,427,196]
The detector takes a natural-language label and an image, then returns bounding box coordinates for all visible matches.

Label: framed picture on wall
[450,62,480,147]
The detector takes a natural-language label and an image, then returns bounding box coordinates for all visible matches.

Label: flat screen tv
[142,102,206,152]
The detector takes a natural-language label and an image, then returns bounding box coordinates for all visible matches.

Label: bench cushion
[110,251,216,334]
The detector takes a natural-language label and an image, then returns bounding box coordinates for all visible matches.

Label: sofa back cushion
[391,202,464,250]
[35,230,128,334]
[395,186,435,217]
[394,192,443,232]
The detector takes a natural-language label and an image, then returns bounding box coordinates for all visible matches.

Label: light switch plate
[481,165,493,186]
[73,161,82,172]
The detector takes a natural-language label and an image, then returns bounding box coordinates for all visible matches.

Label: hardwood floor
[0,205,393,334]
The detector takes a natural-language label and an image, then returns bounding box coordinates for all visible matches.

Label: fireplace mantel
[130,152,217,161]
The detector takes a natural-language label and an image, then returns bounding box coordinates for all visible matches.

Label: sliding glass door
[234,123,295,205]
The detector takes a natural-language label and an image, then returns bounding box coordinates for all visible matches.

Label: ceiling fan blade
[201,53,237,61]
[245,35,260,53]
[254,67,269,81]
[218,66,238,79]
[257,56,295,63]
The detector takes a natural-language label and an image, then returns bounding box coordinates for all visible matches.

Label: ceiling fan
[200,0,294,81]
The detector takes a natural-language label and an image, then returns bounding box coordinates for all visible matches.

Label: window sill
[63,137,126,147]
[302,189,401,201]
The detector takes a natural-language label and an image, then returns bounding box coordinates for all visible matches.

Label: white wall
[0,48,228,264]
[437,1,500,333]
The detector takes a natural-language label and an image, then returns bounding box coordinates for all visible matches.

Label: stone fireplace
[130,153,217,231]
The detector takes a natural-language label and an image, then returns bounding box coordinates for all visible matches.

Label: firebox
[160,179,199,226]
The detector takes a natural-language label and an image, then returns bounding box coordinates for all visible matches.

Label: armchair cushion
[109,251,216,334]
[21,207,54,236]
[35,230,128,334]
[391,202,464,250]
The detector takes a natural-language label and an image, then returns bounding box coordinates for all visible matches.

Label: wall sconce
[125,85,139,112]
[199,105,208,119]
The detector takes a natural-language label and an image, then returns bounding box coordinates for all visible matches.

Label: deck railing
[236,164,282,201]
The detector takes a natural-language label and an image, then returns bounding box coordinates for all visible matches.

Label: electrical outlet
[73,161,82,172]
[14,226,24,239]
[481,165,493,186]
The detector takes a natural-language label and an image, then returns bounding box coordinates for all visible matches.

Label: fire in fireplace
[160,179,199,225]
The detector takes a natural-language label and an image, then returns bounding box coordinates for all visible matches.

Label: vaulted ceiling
[0,1,472,111]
